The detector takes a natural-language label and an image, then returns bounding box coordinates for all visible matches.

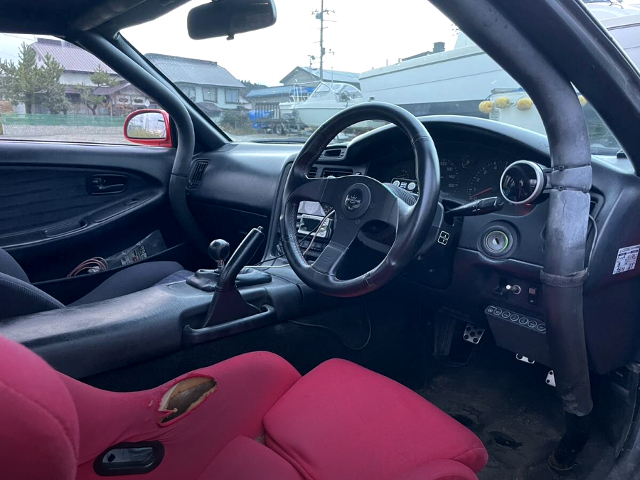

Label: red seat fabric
[264,359,488,480]
[0,336,487,480]
[197,436,303,480]
[396,460,479,480]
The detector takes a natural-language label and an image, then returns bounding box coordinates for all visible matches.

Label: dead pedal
[463,324,485,345]
[516,353,535,364]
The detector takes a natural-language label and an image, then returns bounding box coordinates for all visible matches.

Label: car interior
[1,0,640,479]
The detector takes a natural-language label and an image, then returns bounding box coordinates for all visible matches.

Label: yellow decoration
[516,98,533,111]
[494,96,510,108]
[479,101,494,114]
[578,95,587,107]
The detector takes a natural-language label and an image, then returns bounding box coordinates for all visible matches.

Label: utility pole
[312,0,334,83]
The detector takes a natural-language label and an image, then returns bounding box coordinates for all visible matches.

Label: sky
[121,0,459,86]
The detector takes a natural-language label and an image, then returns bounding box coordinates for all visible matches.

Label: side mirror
[187,0,277,40]
[124,109,173,147]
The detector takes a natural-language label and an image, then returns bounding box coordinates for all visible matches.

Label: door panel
[0,140,189,283]
[0,167,151,239]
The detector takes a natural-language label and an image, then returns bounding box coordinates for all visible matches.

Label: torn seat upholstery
[0,335,487,480]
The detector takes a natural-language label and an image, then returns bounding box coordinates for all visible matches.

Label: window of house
[0,33,160,145]
[202,86,216,102]
[177,83,197,102]
[225,89,239,104]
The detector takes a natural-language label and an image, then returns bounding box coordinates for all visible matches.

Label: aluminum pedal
[463,324,485,345]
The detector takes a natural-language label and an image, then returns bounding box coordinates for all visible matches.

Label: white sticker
[613,245,640,275]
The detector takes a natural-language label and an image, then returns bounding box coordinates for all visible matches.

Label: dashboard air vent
[307,166,318,178]
[322,147,346,159]
[188,160,209,189]
[322,166,353,178]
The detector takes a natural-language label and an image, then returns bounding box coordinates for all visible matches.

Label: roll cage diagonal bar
[431,0,593,471]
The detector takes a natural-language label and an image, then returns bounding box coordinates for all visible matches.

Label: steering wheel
[281,102,441,297]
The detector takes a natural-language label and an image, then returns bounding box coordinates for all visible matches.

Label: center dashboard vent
[322,166,353,178]
[188,160,209,189]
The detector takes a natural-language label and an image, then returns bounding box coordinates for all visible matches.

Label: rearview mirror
[124,109,173,147]
[187,0,277,40]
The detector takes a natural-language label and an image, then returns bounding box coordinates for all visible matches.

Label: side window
[0,34,160,145]
[224,89,239,104]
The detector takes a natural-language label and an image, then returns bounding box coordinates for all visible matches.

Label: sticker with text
[613,245,640,275]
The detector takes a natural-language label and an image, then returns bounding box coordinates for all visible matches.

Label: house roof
[146,54,244,89]
[31,38,115,74]
[246,85,315,99]
[280,66,360,85]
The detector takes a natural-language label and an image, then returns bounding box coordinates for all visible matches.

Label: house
[31,38,118,87]
[279,66,361,89]
[29,37,155,115]
[246,85,315,115]
[146,54,248,120]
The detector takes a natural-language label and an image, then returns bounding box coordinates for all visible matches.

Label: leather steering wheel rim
[280,102,440,297]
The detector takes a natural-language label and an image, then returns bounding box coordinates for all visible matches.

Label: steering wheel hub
[342,183,371,218]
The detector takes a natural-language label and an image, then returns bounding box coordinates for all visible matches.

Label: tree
[219,108,252,133]
[0,43,41,114]
[0,43,70,115]
[241,80,267,93]
[76,66,117,115]
[39,54,69,114]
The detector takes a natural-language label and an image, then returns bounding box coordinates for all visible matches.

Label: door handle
[95,183,125,193]
[88,174,127,195]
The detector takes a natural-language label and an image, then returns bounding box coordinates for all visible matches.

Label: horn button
[341,183,371,219]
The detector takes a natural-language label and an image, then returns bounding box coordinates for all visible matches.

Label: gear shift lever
[187,227,272,327]
[208,239,230,270]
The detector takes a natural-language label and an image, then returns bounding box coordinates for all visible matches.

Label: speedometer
[467,160,508,200]
[439,158,460,197]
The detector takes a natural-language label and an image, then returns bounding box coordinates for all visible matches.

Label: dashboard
[366,141,544,204]
[190,115,640,376]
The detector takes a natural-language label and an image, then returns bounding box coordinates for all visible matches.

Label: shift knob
[208,239,230,268]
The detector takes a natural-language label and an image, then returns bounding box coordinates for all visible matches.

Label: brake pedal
[463,324,485,345]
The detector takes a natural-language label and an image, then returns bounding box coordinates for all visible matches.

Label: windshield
[123,0,640,154]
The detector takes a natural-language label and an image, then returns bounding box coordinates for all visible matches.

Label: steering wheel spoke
[288,176,350,206]
[312,216,360,275]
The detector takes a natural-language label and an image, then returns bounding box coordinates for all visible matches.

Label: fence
[0,113,126,128]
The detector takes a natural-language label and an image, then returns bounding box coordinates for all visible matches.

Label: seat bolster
[264,359,488,480]
[397,460,478,480]
[0,272,63,320]
[0,336,79,480]
[197,436,303,480]
[70,261,186,306]
[0,247,29,282]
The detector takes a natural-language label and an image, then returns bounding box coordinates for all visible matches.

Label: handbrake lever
[444,196,504,221]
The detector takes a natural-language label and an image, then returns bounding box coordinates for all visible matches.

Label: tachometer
[467,160,508,200]
[439,158,460,197]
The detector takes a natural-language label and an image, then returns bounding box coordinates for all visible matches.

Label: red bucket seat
[0,336,487,480]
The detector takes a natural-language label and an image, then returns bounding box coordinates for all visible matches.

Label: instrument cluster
[372,141,520,203]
